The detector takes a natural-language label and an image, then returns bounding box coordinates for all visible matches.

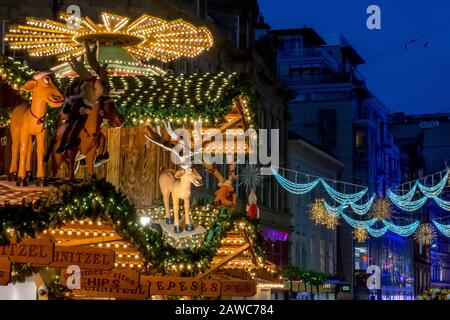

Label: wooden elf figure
[214,164,237,207]
[203,162,237,207]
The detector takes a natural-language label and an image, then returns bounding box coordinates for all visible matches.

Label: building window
[320,239,325,272]
[260,108,265,128]
[233,15,240,48]
[355,246,369,271]
[245,21,250,49]
[295,240,301,265]
[301,235,307,267]
[279,34,302,51]
[328,240,334,274]
[180,60,187,74]
[267,178,272,208]
[319,109,337,149]
[268,114,273,153]
[195,0,207,20]
[1,20,8,55]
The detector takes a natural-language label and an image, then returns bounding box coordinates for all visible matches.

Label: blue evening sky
[258,0,450,115]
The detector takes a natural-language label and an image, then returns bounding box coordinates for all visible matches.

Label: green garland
[0,179,266,275]
[281,264,326,291]
[0,57,33,127]
[10,264,66,300]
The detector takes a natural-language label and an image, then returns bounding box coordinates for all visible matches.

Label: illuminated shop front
[355,232,414,300]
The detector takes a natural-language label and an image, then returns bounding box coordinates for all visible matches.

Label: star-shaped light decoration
[414,223,436,246]
[353,227,369,243]
[309,199,327,225]
[5,12,213,63]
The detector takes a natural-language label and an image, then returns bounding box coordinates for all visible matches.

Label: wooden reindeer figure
[48,45,124,179]
[9,71,64,186]
[145,122,204,233]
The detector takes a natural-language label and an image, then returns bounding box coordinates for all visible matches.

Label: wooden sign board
[51,246,115,270]
[0,257,11,286]
[200,279,221,298]
[143,277,256,297]
[61,268,140,290]
[147,276,203,296]
[0,238,54,265]
[73,285,149,300]
[220,280,257,297]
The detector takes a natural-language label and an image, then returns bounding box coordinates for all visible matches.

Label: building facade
[390,112,450,294]
[287,134,344,300]
[271,28,404,299]
[0,0,292,265]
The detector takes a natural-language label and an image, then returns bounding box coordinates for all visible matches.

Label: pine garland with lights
[10,264,67,300]
[281,264,326,295]
[0,57,33,127]
[0,179,266,277]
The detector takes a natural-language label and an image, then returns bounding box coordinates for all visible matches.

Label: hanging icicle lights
[273,167,450,237]
[274,167,450,213]
[321,200,420,237]
[271,167,367,202]
[433,219,450,237]
[5,12,213,63]
[387,170,449,212]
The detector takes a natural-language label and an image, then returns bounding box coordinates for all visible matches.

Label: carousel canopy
[5,12,213,63]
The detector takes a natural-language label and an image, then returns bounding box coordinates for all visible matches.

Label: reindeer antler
[85,43,110,93]
[144,124,202,169]
[68,55,92,80]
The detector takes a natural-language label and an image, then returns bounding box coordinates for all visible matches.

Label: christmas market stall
[0,11,282,300]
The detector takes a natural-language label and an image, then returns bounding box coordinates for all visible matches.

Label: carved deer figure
[144,121,204,233]
[7,71,64,186]
[48,44,124,179]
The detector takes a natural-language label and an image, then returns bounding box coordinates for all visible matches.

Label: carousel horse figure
[2,71,64,186]
[48,44,124,179]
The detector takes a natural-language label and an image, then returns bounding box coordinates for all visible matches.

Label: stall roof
[0,58,256,130]
[59,72,255,128]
